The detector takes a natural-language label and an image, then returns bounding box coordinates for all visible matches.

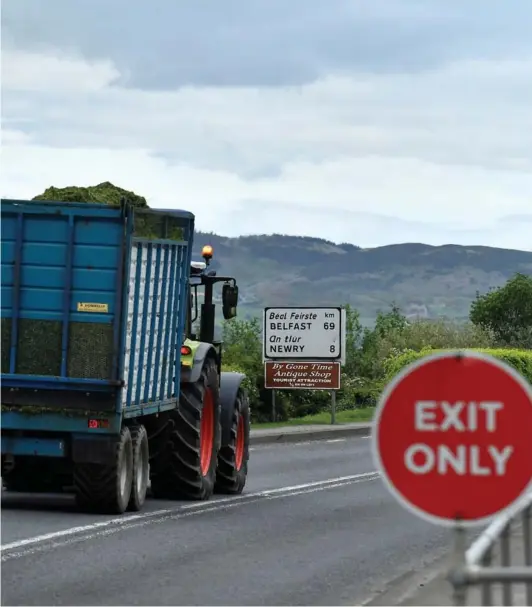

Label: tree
[358,303,408,379]
[469,273,532,348]
[342,303,363,377]
[221,317,264,418]
[221,317,262,375]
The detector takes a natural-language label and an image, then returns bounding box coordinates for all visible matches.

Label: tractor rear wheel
[150,358,221,500]
[215,388,250,494]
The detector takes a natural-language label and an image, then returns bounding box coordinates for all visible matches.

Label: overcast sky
[2,0,532,250]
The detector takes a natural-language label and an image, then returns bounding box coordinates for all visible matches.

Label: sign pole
[330,390,336,425]
[271,389,276,423]
[450,519,467,606]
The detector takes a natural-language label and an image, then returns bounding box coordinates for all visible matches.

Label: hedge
[384,348,532,385]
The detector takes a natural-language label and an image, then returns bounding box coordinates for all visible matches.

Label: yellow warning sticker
[77,302,109,313]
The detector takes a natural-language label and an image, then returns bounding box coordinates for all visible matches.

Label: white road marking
[1,471,379,559]
[2,477,378,562]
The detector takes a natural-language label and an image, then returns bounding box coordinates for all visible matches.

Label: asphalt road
[1,436,450,606]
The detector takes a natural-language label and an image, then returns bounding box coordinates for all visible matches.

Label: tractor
[146,244,251,501]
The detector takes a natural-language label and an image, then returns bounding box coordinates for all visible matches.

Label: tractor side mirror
[222,284,238,320]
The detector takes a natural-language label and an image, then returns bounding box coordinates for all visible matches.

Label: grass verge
[251,407,375,429]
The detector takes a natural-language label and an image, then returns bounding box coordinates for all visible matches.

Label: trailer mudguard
[219,371,246,446]
[180,340,219,384]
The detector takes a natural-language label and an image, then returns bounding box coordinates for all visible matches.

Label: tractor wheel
[127,424,149,512]
[215,388,250,494]
[150,357,221,500]
[74,425,133,514]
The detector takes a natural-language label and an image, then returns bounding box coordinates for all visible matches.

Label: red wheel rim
[235,414,245,471]
[200,388,215,476]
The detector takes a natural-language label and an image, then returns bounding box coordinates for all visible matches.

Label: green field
[251,407,376,429]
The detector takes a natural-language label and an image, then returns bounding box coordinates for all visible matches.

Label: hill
[31,183,532,325]
[190,232,532,324]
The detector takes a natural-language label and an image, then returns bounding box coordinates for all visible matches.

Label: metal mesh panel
[1,318,12,373]
[67,322,114,379]
[16,319,62,376]
[2,319,114,378]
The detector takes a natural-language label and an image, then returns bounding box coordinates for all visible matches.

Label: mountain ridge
[196,232,529,255]
[190,231,532,324]
[28,182,532,325]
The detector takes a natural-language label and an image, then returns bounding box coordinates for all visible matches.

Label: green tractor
[146,244,251,500]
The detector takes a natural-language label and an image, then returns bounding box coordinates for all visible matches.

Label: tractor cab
[186,245,239,345]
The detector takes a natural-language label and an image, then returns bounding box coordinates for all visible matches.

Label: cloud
[3,0,532,88]
[1,1,532,250]
[2,49,120,93]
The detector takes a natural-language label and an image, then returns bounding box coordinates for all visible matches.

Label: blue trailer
[1,198,250,514]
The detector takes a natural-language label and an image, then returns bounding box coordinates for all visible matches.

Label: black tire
[74,425,133,514]
[150,357,221,500]
[215,388,250,494]
[127,424,149,512]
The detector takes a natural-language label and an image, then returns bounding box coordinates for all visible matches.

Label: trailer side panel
[1,200,126,389]
[121,223,194,416]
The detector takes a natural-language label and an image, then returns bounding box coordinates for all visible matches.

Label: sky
[2,0,532,250]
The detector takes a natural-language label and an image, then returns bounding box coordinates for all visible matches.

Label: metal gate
[449,492,532,606]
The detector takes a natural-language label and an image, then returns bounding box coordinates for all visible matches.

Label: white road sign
[263,307,344,361]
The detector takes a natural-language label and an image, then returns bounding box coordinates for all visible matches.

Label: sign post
[262,306,346,423]
[372,349,532,526]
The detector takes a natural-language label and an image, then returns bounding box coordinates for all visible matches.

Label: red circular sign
[372,350,532,526]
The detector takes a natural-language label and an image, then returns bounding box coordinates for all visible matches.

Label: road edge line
[250,424,372,445]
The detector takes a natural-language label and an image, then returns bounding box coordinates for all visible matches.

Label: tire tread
[149,357,221,500]
[215,389,250,495]
[127,424,149,512]
[74,425,132,514]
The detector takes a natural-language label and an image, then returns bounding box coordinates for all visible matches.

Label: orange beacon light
[202,245,213,264]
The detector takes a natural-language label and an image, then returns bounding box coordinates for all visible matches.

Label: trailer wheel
[127,424,149,512]
[215,388,250,494]
[74,425,133,514]
[150,357,221,500]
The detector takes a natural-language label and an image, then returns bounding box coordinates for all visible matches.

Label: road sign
[263,306,345,362]
[264,361,341,390]
[372,350,532,527]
